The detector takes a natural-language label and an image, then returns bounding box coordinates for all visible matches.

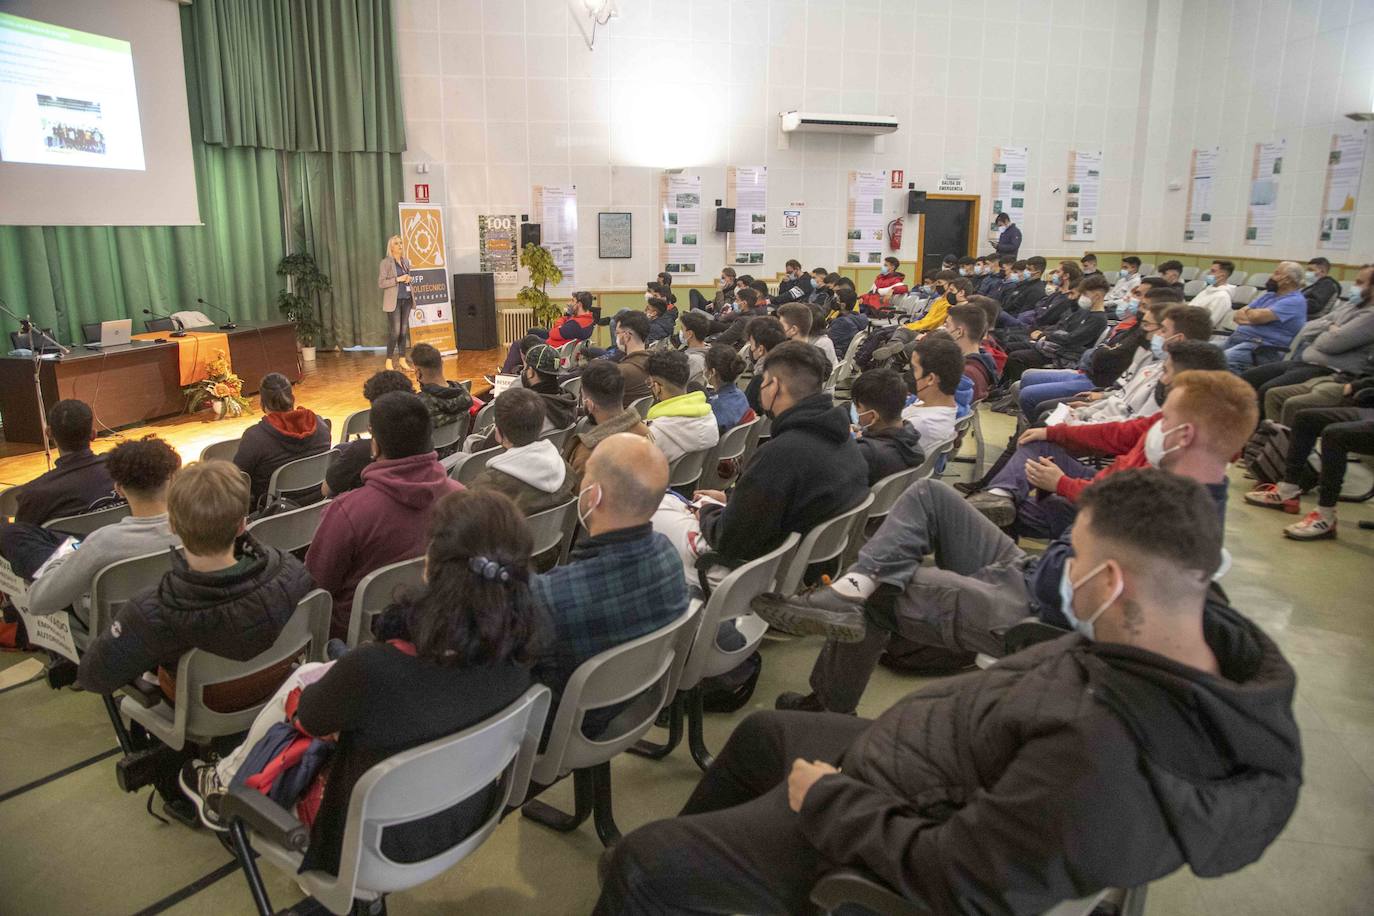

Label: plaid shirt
[531,523,688,721]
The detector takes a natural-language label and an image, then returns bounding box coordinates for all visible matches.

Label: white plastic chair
[339,408,370,442]
[1180,265,1199,281]
[199,437,242,463]
[43,503,131,537]
[266,450,335,500]
[432,418,466,453]
[560,375,583,399]
[346,556,425,647]
[538,424,576,452]
[773,494,875,597]
[525,498,578,565]
[811,869,1125,916]
[245,500,330,555]
[520,604,699,846]
[119,589,332,751]
[223,685,552,916]
[447,445,502,487]
[469,399,498,438]
[666,446,712,491]
[629,395,654,419]
[697,416,760,491]
[1231,285,1258,305]
[1182,278,1205,299]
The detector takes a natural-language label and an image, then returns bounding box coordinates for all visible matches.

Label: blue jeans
[1018,370,1093,417]
[1223,335,1285,373]
[987,441,1098,540]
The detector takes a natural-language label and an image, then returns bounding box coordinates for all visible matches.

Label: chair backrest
[448,445,503,486]
[559,375,583,399]
[330,686,550,908]
[810,869,1110,916]
[81,322,101,344]
[1139,262,1156,276]
[1231,285,1258,305]
[529,603,699,786]
[1182,278,1205,299]
[1180,265,1199,281]
[841,329,870,363]
[346,555,425,647]
[340,408,371,442]
[170,588,333,744]
[667,446,711,490]
[524,498,577,564]
[629,395,654,419]
[538,424,575,452]
[245,500,331,555]
[432,418,466,452]
[680,532,800,690]
[199,437,242,463]
[910,436,954,480]
[0,485,20,523]
[696,416,760,492]
[470,399,497,436]
[43,502,132,537]
[867,464,927,521]
[144,317,175,333]
[774,494,875,596]
[89,548,178,638]
[266,450,335,499]
[1230,270,1249,287]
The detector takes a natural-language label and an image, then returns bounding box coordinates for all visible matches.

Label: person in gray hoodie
[25,436,184,635]
[468,387,576,516]
[849,369,925,486]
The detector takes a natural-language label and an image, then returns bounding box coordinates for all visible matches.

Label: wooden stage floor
[0,348,504,489]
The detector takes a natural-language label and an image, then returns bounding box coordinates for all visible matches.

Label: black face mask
[945,290,957,305]
[1264,279,1279,293]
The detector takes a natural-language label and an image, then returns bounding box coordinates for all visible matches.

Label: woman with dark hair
[705,344,754,433]
[231,373,332,506]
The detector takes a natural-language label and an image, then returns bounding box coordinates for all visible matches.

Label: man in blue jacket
[1223,261,1309,372]
[993,211,1021,257]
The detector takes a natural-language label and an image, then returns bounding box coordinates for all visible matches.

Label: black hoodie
[699,393,868,564]
[855,423,925,486]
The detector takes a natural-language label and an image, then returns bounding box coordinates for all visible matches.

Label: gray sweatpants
[808,479,1036,712]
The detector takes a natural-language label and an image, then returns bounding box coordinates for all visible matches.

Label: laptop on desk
[84,318,134,349]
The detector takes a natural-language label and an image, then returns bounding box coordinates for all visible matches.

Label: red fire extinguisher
[887,217,903,251]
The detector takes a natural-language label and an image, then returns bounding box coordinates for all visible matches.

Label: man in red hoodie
[859,256,909,312]
[306,391,462,637]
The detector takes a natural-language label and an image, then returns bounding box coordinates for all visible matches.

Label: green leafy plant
[516,242,564,328]
[276,251,331,347]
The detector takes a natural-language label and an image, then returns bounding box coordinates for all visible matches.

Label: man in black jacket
[2,399,118,528]
[776,259,814,304]
[596,470,1301,916]
[993,211,1022,257]
[1000,255,1047,317]
[850,368,924,486]
[1302,256,1343,317]
[710,286,768,348]
[692,341,867,566]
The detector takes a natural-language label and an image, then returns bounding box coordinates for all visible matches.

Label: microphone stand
[0,299,69,471]
[196,297,237,330]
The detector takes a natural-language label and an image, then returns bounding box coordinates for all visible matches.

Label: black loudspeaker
[520,222,542,248]
[714,207,736,232]
[907,190,927,214]
[451,272,498,351]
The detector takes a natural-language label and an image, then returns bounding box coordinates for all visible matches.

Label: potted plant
[277,251,330,361]
[516,242,564,328]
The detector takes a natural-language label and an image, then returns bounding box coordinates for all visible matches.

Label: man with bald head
[1222,260,1309,372]
[531,433,689,734]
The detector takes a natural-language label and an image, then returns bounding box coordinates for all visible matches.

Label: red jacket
[860,271,909,309]
[982,337,1008,373]
[1045,414,1161,501]
[547,312,595,348]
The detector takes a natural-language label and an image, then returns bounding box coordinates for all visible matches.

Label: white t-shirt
[901,403,957,449]
[1191,284,1235,332]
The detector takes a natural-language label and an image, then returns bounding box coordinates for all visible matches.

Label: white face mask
[1078,296,1093,310]
[1144,421,1188,467]
[1057,559,1121,641]
[576,483,601,530]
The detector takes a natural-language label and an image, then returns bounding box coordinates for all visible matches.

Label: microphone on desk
[196,297,238,330]
[143,308,187,338]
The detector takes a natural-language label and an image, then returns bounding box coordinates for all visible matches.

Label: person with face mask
[777,258,815,303]
[848,368,925,485]
[1222,261,1309,372]
[1191,259,1237,330]
[690,266,737,313]
[533,433,689,738]
[1300,257,1342,318]
[702,343,754,434]
[751,372,1259,719]
[610,311,654,406]
[561,361,650,486]
[899,336,962,449]
[860,256,910,312]
[741,315,787,414]
[1104,256,1143,310]
[999,256,1047,317]
[992,211,1021,257]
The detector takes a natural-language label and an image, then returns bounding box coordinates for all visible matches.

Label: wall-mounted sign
[890,169,904,188]
[938,173,966,193]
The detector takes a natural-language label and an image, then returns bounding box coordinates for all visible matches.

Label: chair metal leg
[971,410,986,480]
[228,821,274,916]
[627,693,684,760]
[521,768,594,832]
[102,694,135,754]
[588,762,622,847]
[686,686,714,772]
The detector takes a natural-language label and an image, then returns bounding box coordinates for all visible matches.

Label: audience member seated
[704,345,753,434]
[25,437,182,624]
[644,351,720,465]
[969,293,1009,373]
[656,342,867,572]
[998,273,1109,384]
[1000,256,1047,315]
[612,311,654,405]
[678,310,712,383]
[899,335,962,449]
[78,460,314,819]
[743,316,787,414]
[967,356,1239,538]
[711,287,767,348]
[1192,259,1237,330]
[410,342,472,440]
[644,296,677,344]
[1223,261,1308,372]
[977,255,1011,297]
[306,391,461,637]
[233,373,332,507]
[1156,260,1185,293]
[776,259,814,304]
[998,261,1082,342]
[808,270,838,307]
[825,286,867,361]
[1079,251,1103,279]
[1,399,118,533]
[849,369,925,485]
[944,302,996,401]
[532,434,687,735]
[186,489,543,871]
[859,256,909,312]
[778,302,836,368]
[563,362,649,485]
[1105,255,1143,311]
[322,370,415,497]
[468,387,576,515]
[909,274,972,333]
[499,291,596,373]
[689,267,736,313]
[1302,257,1343,317]
[473,344,577,452]
[1241,265,1373,423]
[601,471,1299,916]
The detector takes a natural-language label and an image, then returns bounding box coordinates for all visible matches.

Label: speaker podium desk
[0,321,301,445]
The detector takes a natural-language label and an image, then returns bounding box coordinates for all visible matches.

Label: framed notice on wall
[1184,147,1218,243]
[598,212,632,259]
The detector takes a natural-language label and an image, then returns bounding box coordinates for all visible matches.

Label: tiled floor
[1,410,1371,915]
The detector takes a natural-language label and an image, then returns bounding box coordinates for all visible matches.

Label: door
[921,199,975,274]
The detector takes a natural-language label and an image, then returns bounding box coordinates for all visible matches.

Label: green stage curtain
[187,0,405,153]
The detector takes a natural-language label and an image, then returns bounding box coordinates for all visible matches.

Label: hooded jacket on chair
[469,439,577,516]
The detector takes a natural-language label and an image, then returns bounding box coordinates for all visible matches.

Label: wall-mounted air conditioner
[778,111,900,136]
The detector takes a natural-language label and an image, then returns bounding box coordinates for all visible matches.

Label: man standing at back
[993,211,1021,258]
[306,391,462,637]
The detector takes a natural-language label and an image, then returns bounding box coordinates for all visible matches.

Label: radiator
[500,308,536,347]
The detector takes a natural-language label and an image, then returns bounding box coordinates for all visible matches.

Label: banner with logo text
[398,203,456,354]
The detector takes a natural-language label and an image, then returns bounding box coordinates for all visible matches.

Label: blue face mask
[1303,270,1316,285]
[1203,274,1216,286]
[1119,268,1130,279]
[1049,271,1061,284]
[1121,299,1140,317]
[1057,559,1119,640]
[880,266,890,275]
[1150,333,1166,359]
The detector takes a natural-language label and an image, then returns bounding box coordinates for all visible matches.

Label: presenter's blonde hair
[387,235,404,257]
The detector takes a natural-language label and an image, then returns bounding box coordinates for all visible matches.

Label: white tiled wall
[396,0,1368,293]
[1140,0,1374,260]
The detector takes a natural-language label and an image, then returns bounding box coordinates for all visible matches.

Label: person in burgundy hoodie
[233,373,332,506]
[305,391,463,637]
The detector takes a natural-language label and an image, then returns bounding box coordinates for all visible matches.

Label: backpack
[699,650,761,713]
[854,325,900,372]
[1241,420,1293,487]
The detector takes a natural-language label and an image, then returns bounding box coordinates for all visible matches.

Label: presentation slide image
[0,11,146,171]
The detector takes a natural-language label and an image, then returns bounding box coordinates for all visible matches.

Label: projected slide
[0,12,145,171]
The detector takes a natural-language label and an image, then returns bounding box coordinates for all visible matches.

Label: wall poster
[1062,150,1101,241]
[659,173,701,273]
[1184,146,1218,243]
[1244,139,1285,246]
[727,166,767,266]
[398,202,456,354]
[1318,128,1367,250]
[988,145,1028,242]
[478,213,519,285]
[532,184,577,289]
[846,170,888,264]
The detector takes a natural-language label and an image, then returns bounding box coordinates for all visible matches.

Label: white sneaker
[1283,512,1337,541]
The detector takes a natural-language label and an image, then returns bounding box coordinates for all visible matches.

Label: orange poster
[398,203,456,354]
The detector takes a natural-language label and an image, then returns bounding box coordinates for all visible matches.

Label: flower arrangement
[185,350,250,419]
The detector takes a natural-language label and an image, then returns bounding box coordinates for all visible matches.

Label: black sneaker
[965,491,1016,528]
[750,588,866,642]
[774,691,826,712]
[953,480,982,496]
[178,759,228,832]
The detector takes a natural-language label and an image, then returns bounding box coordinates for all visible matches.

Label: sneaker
[965,491,1017,527]
[952,480,982,496]
[178,759,227,832]
[1244,483,1300,514]
[774,691,826,713]
[1283,512,1337,541]
[750,589,866,642]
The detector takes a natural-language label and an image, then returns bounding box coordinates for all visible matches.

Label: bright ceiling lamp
[578,0,618,50]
